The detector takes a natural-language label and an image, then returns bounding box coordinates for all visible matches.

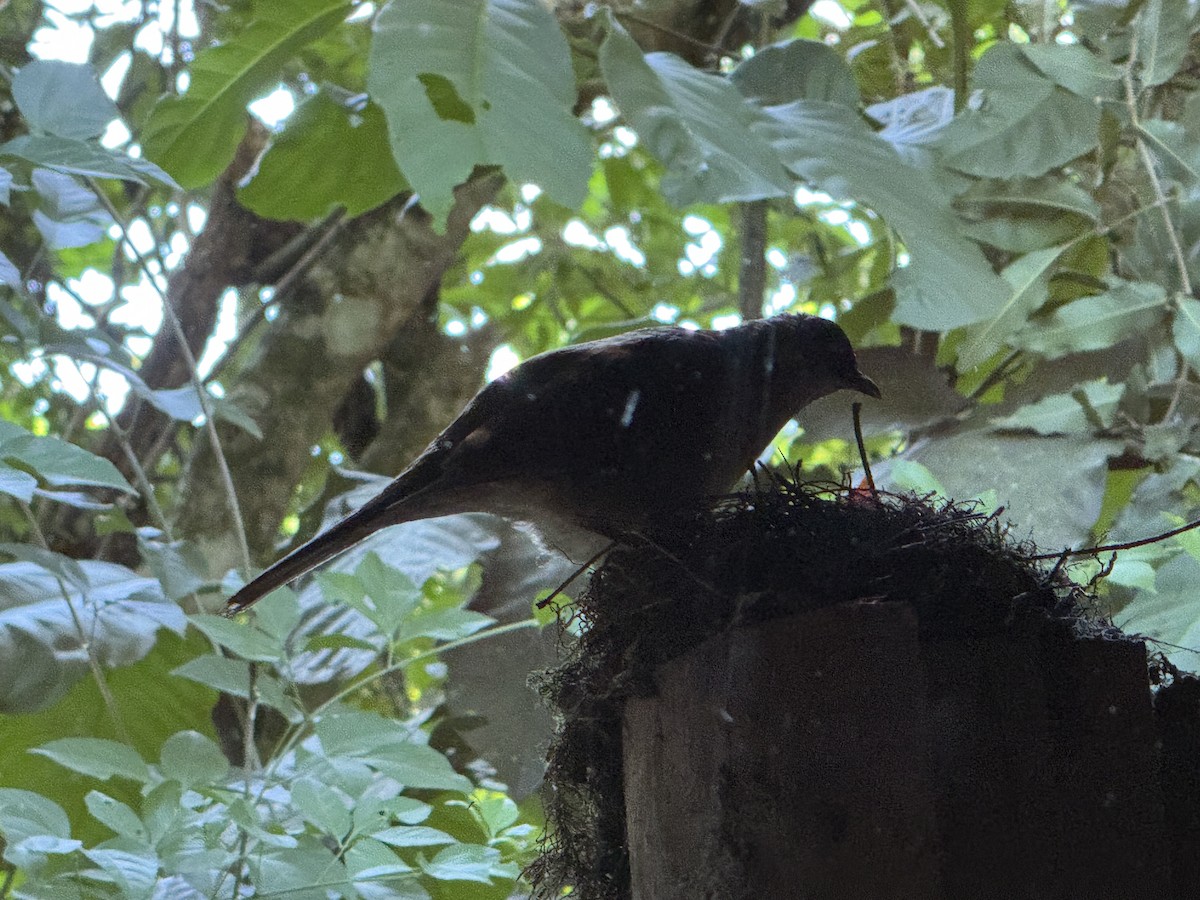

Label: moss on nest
[527,471,1117,900]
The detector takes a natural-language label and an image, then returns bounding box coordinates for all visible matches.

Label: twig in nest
[536,543,615,610]
[852,402,877,498]
[1026,513,1200,561]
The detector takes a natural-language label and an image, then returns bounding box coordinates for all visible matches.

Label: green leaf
[398,608,494,643]
[142,0,353,189]
[369,0,592,224]
[32,737,151,783]
[250,837,346,899]
[344,838,418,885]
[158,731,228,788]
[374,825,456,847]
[364,742,473,792]
[1014,280,1167,359]
[0,431,133,493]
[189,613,286,662]
[1172,296,1200,367]
[239,92,406,219]
[0,135,179,189]
[420,843,503,883]
[12,60,118,140]
[84,791,147,841]
[752,100,1009,330]
[990,379,1123,435]
[888,459,948,496]
[171,653,252,694]
[1018,44,1122,100]
[291,777,352,838]
[899,429,1117,549]
[955,176,1100,220]
[138,535,208,600]
[331,553,421,634]
[83,846,160,896]
[314,711,471,791]
[0,555,185,713]
[731,39,860,107]
[0,788,79,869]
[956,177,1099,252]
[598,15,791,206]
[1105,558,1157,592]
[1121,552,1200,669]
[1137,120,1200,186]
[1136,0,1190,86]
[935,44,1101,179]
[958,245,1065,369]
[175,654,303,719]
[0,463,37,501]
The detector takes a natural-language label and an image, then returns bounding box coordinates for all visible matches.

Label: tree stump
[624,600,1172,900]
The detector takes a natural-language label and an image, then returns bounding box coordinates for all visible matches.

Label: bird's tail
[222,492,405,616]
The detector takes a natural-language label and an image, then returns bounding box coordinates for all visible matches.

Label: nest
[526,471,1120,899]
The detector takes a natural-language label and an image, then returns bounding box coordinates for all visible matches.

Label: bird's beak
[849,371,881,399]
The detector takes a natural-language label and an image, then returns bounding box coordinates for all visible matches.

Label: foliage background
[1,0,1200,895]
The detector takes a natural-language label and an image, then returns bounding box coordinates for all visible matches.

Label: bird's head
[767,314,881,402]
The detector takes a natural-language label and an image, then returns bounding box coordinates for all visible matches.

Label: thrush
[224,313,880,614]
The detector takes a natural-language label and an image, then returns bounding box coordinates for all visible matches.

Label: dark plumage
[224,314,879,614]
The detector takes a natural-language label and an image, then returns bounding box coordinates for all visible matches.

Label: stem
[947,0,971,112]
[87,181,254,577]
[1122,39,1194,421]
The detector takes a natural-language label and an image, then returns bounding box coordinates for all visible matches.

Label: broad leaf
[753,99,1009,329]
[0,431,133,493]
[599,15,792,205]
[935,44,1101,179]
[11,60,118,140]
[0,250,19,289]
[1136,0,1189,86]
[158,731,228,788]
[958,244,1065,369]
[143,0,353,188]
[0,788,79,869]
[239,92,406,219]
[732,39,860,107]
[1014,280,1167,359]
[0,555,184,712]
[1138,119,1200,186]
[369,0,591,223]
[990,380,1123,435]
[1018,44,1122,100]
[0,135,178,188]
[420,843,506,883]
[1174,296,1200,367]
[32,737,151,783]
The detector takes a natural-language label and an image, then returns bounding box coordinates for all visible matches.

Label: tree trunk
[624,599,1176,900]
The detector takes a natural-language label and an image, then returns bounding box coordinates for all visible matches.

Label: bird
[223,313,880,615]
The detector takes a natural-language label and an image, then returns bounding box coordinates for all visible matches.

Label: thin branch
[903,0,946,49]
[87,181,254,577]
[1123,35,1195,421]
[536,542,615,610]
[613,10,731,57]
[1025,513,1200,561]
